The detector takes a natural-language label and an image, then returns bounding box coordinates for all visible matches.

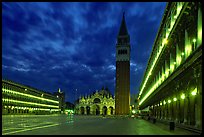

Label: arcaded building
[138,2,202,131]
[115,13,131,115]
[75,89,115,115]
[2,79,60,115]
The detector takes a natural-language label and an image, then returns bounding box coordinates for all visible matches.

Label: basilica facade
[75,89,115,115]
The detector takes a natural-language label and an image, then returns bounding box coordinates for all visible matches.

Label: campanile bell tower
[115,12,130,115]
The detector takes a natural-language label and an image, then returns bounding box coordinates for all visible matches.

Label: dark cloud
[2,2,167,103]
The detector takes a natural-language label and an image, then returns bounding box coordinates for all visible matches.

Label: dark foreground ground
[2,114,200,135]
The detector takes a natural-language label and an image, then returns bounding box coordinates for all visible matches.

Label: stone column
[190,93,196,125]
[172,99,175,121]
[78,107,81,115]
[161,105,163,119]
[184,95,189,125]
[195,66,202,128]
[89,106,92,115]
[92,106,95,115]
[100,106,103,115]
[176,98,180,122]
[180,95,184,123]
[167,102,170,120]
[159,105,161,119]
[84,107,87,115]
[107,107,110,115]
[163,104,166,120]
[195,88,202,128]
[155,106,158,119]
[165,103,167,120]
[175,85,180,123]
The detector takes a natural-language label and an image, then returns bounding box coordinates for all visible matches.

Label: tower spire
[118,12,128,36]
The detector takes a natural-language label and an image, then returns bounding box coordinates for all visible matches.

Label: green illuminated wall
[138,2,202,107]
[2,79,60,114]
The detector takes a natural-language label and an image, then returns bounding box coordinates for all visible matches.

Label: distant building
[53,88,65,112]
[115,12,131,115]
[75,89,115,115]
[65,101,75,110]
[130,93,140,114]
[2,79,60,115]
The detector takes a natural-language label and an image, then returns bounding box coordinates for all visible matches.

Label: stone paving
[2,114,201,135]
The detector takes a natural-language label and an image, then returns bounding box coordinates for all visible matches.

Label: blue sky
[2,2,167,103]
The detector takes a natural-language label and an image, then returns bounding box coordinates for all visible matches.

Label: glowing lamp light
[191,88,197,96]
[173,98,177,101]
[174,62,176,65]
[160,102,162,105]
[163,100,166,105]
[181,52,185,56]
[132,110,136,114]
[168,100,171,103]
[163,38,168,45]
[193,38,196,43]
[181,93,185,99]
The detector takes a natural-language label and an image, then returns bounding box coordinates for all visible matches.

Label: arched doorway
[103,106,107,115]
[96,105,100,115]
[80,107,85,115]
[93,98,101,115]
[109,106,114,115]
[86,106,90,115]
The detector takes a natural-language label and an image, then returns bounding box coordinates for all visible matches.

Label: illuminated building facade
[75,89,115,115]
[138,2,202,130]
[53,88,65,112]
[2,79,60,115]
[115,13,130,115]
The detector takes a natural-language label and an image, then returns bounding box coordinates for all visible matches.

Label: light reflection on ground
[2,114,200,135]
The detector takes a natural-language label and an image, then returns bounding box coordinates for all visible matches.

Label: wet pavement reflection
[2,114,199,135]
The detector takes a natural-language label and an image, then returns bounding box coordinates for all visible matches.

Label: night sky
[2,2,167,103]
